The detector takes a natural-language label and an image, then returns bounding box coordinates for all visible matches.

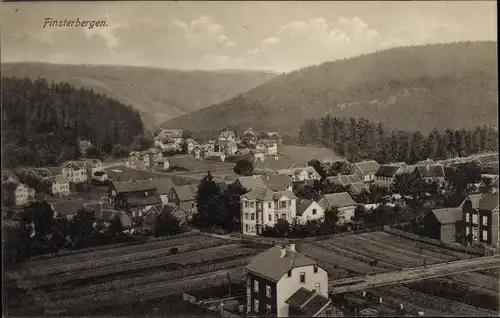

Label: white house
[317,192,358,224]
[218,128,236,142]
[295,199,325,224]
[62,161,88,183]
[245,244,332,317]
[2,182,35,206]
[156,159,170,170]
[374,164,405,189]
[50,175,70,196]
[91,170,109,183]
[240,187,297,236]
[352,160,380,188]
[278,166,321,182]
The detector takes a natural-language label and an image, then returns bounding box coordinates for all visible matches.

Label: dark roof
[462,194,483,209]
[263,174,293,191]
[148,178,176,194]
[296,199,314,216]
[254,155,295,172]
[245,245,317,282]
[124,191,163,207]
[478,193,499,212]
[236,176,267,191]
[242,188,296,201]
[318,192,357,210]
[415,165,445,178]
[171,184,198,202]
[93,171,106,176]
[52,199,88,217]
[374,165,402,177]
[286,288,332,317]
[430,207,462,224]
[354,160,380,174]
[112,180,158,193]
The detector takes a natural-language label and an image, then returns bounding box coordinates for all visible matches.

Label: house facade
[423,207,462,243]
[374,164,404,189]
[245,244,331,317]
[62,161,88,183]
[352,161,380,189]
[241,188,297,235]
[109,180,163,218]
[155,128,183,145]
[317,192,358,224]
[296,199,325,224]
[218,128,236,142]
[278,166,321,183]
[168,184,198,220]
[50,175,70,196]
[242,127,257,144]
[461,193,499,248]
[413,164,446,185]
[2,182,35,206]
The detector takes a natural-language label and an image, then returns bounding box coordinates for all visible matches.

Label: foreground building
[245,244,333,317]
[462,192,499,247]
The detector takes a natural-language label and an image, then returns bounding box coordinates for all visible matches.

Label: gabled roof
[112,180,158,193]
[354,160,380,174]
[54,175,70,184]
[236,176,267,191]
[171,184,198,202]
[478,193,499,212]
[318,192,357,210]
[430,207,462,224]
[245,245,317,282]
[263,174,293,191]
[52,199,88,217]
[461,194,483,209]
[286,287,332,317]
[46,167,63,176]
[148,178,175,195]
[374,165,402,177]
[278,166,321,179]
[325,174,362,185]
[415,165,445,178]
[254,155,295,172]
[296,199,314,216]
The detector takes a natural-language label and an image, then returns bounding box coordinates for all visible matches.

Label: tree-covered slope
[1,63,277,129]
[2,77,145,168]
[160,41,497,135]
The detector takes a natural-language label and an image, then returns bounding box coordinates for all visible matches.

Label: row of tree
[298,116,498,164]
[2,77,146,167]
[4,201,180,265]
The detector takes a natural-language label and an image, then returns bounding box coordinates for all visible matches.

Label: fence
[27,230,200,261]
[230,226,384,245]
[384,226,490,256]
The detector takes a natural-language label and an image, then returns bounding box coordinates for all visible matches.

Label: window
[245,201,249,208]
[250,202,255,208]
[253,280,259,293]
[268,214,272,222]
[300,272,306,283]
[314,265,318,273]
[482,230,488,241]
[312,209,317,215]
[268,202,272,209]
[247,277,251,287]
[266,285,271,298]
[465,213,470,222]
[266,305,272,313]
[472,214,478,224]
[274,202,278,209]
[245,225,249,232]
[254,299,259,312]
[275,213,279,221]
[280,201,286,209]
[251,213,255,220]
[287,270,292,277]
[466,226,470,235]
[482,216,488,226]
[314,283,320,294]
[245,213,249,220]
[281,213,286,219]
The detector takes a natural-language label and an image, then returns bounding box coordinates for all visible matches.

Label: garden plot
[300,243,386,275]
[323,237,416,268]
[19,244,252,288]
[20,234,212,269]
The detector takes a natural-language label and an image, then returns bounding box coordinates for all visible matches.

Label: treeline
[2,77,145,168]
[298,116,498,164]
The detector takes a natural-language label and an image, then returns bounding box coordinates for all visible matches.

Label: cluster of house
[126,148,170,170]
[2,159,107,207]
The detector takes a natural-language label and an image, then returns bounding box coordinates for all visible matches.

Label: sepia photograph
[1,1,498,317]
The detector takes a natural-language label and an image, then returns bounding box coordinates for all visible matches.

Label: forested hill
[160,41,498,135]
[2,77,145,168]
[1,63,277,130]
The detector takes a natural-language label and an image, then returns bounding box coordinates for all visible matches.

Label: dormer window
[314,265,318,273]
[287,270,292,277]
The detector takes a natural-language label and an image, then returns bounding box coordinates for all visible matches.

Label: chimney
[362,291,366,298]
[289,244,296,252]
[379,297,383,304]
[280,247,287,258]
[400,304,404,310]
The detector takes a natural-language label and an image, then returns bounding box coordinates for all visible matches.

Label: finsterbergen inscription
[43,18,108,29]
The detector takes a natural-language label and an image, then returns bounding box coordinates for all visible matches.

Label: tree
[289,217,303,238]
[234,159,254,176]
[108,215,124,237]
[86,146,102,159]
[307,159,327,179]
[221,183,246,230]
[391,173,424,200]
[353,204,365,222]
[274,219,290,237]
[323,207,341,233]
[18,201,61,254]
[68,208,97,249]
[153,212,180,237]
[195,171,222,229]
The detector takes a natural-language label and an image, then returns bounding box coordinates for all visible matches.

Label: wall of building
[247,273,277,315]
[299,202,325,224]
[276,264,328,317]
[439,224,457,243]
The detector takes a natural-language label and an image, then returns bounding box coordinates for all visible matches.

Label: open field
[5,233,266,316]
[302,231,499,316]
[166,155,235,172]
[280,145,342,164]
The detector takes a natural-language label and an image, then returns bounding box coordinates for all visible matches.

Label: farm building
[245,244,333,317]
[461,192,499,247]
[422,207,463,243]
[413,164,446,185]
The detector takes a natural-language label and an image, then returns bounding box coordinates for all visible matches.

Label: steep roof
[374,165,402,177]
[278,166,321,180]
[415,165,445,178]
[171,184,198,202]
[318,192,357,210]
[54,175,70,184]
[254,155,295,172]
[148,178,176,195]
[236,176,267,191]
[245,245,317,282]
[112,180,158,193]
[286,288,332,317]
[354,160,380,174]
[263,174,293,191]
[296,199,314,216]
[430,207,462,224]
[242,187,296,201]
[52,199,88,217]
[478,193,499,212]
[461,194,483,209]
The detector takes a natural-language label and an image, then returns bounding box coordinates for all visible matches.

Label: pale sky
[1,1,497,72]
